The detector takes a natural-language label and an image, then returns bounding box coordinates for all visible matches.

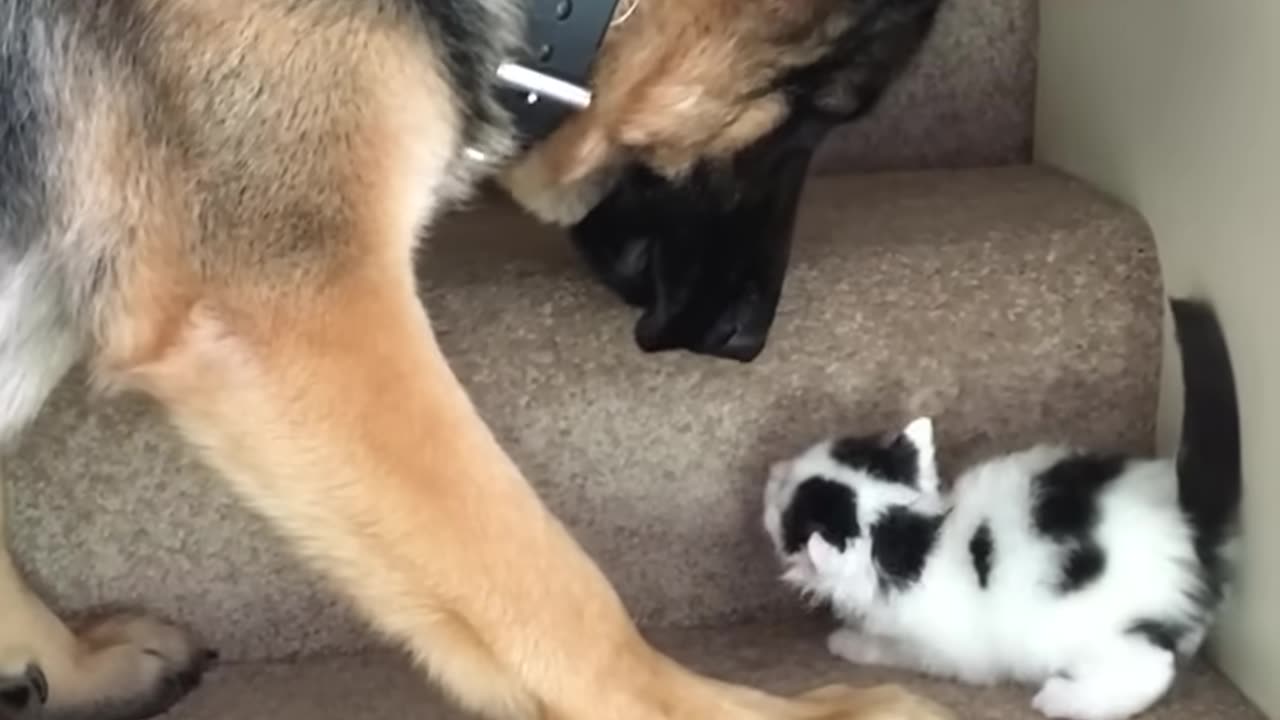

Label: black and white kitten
[762,298,1241,720]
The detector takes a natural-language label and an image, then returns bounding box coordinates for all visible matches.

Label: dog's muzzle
[569,116,834,362]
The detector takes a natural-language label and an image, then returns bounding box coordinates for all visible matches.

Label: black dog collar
[495,0,621,149]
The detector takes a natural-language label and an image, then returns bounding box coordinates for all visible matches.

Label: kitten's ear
[902,417,941,494]
[903,416,935,451]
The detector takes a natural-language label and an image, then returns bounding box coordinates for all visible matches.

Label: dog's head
[500,0,942,360]
[762,417,943,612]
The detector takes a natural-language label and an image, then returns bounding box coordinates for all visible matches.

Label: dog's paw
[58,613,217,720]
[0,662,48,720]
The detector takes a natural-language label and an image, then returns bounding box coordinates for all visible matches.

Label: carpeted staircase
[2,0,1266,718]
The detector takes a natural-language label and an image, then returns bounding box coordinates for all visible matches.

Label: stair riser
[813,0,1036,174]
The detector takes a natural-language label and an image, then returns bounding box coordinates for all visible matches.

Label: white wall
[1036,1,1279,716]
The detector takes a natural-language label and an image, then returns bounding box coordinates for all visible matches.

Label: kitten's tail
[1170,297,1242,579]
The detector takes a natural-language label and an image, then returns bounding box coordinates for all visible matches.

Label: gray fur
[2,1,51,260]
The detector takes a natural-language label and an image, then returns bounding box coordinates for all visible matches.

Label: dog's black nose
[570,173,792,363]
[639,296,774,363]
[570,123,821,363]
[625,231,785,363]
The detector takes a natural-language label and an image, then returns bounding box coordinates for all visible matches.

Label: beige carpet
[161,623,1262,720]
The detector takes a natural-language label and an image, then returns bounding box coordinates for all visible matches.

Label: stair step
[160,622,1263,720]
[9,166,1161,662]
[813,0,1035,173]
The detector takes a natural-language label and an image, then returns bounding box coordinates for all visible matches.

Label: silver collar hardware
[465,0,620,163]
[464,63,594,164]
[496,62,593,111]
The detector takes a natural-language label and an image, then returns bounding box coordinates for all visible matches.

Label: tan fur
[501,0,852,220]
[0,2,954,719]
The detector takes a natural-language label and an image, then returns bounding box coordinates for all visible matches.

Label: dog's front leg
[109,247,949,720]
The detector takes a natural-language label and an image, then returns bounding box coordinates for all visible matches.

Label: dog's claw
[0,663,48,718]
[26,664,47,705]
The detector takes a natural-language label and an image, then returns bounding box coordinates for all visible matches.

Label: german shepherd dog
[0,1,951,719]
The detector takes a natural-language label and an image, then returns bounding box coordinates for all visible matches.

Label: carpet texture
[159,623,1263,720]
[7,166,1161,662]
[813,0,1037,173]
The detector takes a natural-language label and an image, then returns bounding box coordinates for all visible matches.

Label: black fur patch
[775,0,944,124]
[1032,454,1125,594]
[831,433,919,487]
[415,0,509,152]
[870,507,943,592]
[0,2,49,256]
[1058,543,1106,593]
[1128,619,1187,654]
[782,476,859,554]
[1032,454,1126,538]
[969,522,993,589]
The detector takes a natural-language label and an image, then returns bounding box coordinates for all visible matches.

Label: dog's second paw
[60,612,218,720]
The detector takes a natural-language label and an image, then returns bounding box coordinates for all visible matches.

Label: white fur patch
[0,252,79,444]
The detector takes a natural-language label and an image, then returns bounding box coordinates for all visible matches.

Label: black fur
[870,507,943,592]
[0,2,48,257]
[571,114,825,362]
[0,685,32,713]
[1127,619,1188,654]
[968,522,993,589]
[775,0,943,124]
[1170,298,1241,605]
[1031,454,1126,539]
[414,0,512,153]
[569,0,943,362]
[782,476,859,554]
[0,663,46,716]
[1057,543,1106,594]
[1031,454,1125,595]
[830,432,920,487]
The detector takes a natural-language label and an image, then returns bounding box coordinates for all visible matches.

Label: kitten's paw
[1032,676,1134,720]
[1033,677,1083,719]
[826,629,896,667]
[1033,643,1175,720]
